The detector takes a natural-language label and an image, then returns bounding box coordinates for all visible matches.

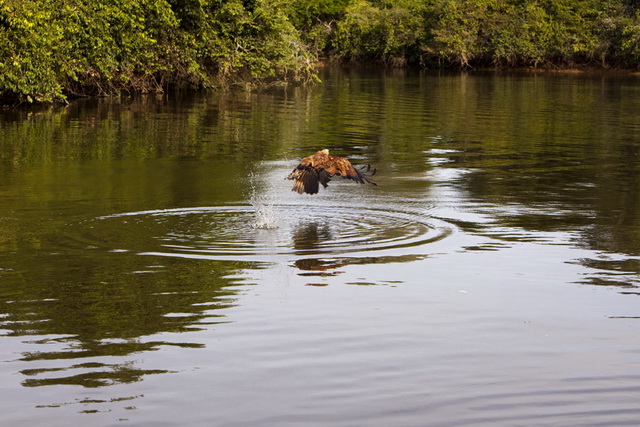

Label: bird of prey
[287,149,376,195]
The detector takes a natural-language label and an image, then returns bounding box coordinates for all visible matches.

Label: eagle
[287,149,376,195]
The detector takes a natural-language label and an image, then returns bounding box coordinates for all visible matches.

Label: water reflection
[0,251,251,388]
[294,257,347,278]
[1,69,640,424]
[292,222,333,252]
[427,132,640,290]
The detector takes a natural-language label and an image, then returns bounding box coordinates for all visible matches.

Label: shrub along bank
[2,0,640,103]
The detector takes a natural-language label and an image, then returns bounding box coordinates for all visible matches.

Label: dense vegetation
[2,0,640,103]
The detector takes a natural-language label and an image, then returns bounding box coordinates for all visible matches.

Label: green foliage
[0,0,316,103]
[0,0,65,102]
[328,0,640,69]
[287,0,352,29]
[3,0,640,103]
[285,0,352,55]
[427,0,492,67]
[204,0,316,84]
[481,0,600,67]
[332,0,426,64]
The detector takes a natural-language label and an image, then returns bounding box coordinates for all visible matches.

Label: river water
[1,68,639,426]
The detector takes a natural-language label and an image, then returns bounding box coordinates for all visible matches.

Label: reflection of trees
[0,89,317,165]
[448,146,640,288]
[0,93,291,390]
[2,69,640,393]
[418,73,640,289]
[1,248,250,387]
[445,130,640,255]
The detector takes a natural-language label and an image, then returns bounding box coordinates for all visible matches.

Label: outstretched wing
[287,151,376,194]
[319,156,377,185]
[289,168,332,195]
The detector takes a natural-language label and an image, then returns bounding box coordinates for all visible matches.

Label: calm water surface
[1,68,640,426]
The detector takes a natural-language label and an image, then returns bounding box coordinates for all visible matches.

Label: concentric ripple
[78,204,453,260]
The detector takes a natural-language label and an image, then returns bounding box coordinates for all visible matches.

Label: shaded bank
[3,0,640,104]
[0,0,316,104]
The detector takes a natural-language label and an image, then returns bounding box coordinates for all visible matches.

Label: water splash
[249,172,280,229]
[252,199,279,230]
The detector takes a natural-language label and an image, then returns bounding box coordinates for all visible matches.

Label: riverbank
[2,0,640,105]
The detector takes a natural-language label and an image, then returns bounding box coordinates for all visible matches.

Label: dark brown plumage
[286,149,376,195]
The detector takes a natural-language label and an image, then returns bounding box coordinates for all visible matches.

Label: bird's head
[320,149,329,155]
